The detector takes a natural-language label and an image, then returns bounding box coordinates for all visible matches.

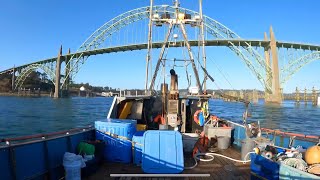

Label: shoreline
[0,92,51,97]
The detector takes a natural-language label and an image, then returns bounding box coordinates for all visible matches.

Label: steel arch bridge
[1,4,320,102]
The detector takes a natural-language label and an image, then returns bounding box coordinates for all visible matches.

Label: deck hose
[184,151,255,170]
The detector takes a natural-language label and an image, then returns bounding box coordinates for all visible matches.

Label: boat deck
[85,146,251,180]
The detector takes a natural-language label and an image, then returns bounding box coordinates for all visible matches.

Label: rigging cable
[178,27,189,88]
[190,48,251,106]
[197,26,201,73]
[154,25,173,93]
[155,62,164,94]
[207,55,235,90]
[182,40,191,88]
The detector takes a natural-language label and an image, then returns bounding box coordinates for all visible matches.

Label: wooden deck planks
[84,146,250,180]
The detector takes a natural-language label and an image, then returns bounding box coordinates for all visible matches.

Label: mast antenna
[199,0,207,92]
[145,0,154,95]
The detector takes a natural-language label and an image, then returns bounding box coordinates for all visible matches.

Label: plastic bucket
[182,133,199,152]
[241,138,255,160]
[159,124,168,130]
[63,153,83,180]
[217,136,230,150]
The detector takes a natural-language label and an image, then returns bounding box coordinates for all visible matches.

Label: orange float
[305,144,320,165]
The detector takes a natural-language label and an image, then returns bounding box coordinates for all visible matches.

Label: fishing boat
[1,1,320,180]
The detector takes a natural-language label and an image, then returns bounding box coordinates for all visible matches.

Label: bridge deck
[1,39,320,75]
[84,146,251,180]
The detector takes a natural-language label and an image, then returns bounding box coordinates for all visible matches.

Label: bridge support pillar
[61,48,71,97]
[64,48,71,90]
[269,26,282,103]
[264,32,271,102]
[11,66,16,91]
[264,26,282,103]
[54,46,62,98]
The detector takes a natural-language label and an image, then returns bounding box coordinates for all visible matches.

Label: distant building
[80,86,86,91]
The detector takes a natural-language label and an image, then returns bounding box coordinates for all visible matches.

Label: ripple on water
[0,97,319,138]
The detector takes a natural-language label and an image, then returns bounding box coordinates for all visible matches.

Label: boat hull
[0,128,95,180]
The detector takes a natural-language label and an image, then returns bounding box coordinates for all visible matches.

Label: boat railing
[107,95,118,118]
[261,127,320,143]
[0,125,94,147]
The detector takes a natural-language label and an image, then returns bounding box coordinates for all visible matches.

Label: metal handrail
[0,125,93,143]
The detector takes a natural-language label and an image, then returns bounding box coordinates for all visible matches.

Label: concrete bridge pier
[270,26,282,103]
[61,48,71,97]
[64,48,71,90]
[54,46,62,98]
[264,33,271,102]
[264,26,282,104]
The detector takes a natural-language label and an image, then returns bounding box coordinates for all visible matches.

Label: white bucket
[217,136,230,150]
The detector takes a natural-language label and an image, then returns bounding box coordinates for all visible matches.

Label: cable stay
[191,49,252,124]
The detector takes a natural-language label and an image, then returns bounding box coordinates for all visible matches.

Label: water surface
[0,96,319,138]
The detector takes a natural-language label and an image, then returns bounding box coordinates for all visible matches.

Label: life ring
[154,115,165,125]
[194,110,205,126]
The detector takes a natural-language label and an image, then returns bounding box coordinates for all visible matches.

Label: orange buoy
[305,144,320,165]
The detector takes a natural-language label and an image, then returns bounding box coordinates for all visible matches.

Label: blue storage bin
[132,131,145,166]
[250,154,279,180]
[95,131,132,163]
[142,130,184,174]
[95,119,137,140]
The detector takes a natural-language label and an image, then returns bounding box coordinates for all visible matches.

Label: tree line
[0,71,54,92]
[0,70,117,93]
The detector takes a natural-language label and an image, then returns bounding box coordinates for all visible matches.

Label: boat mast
[176,0,202,94]
[199,0,207,92]
[148,0,203,95]
[149,24,174,91]
[145,0,154,95]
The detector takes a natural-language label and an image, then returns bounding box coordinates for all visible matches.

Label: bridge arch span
[14,64,56,90]
[62,5,272,92]
[281,51,320,85]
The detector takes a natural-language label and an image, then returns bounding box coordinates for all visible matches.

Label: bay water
[0,96,319,139]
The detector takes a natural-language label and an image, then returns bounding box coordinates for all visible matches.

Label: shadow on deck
[84,146,251,180]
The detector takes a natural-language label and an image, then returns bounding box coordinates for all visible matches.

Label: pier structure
[17,88,41,97]
[295,87,319,105]
[218,90,259,104]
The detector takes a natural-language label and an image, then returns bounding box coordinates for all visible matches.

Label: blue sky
[1,0,320,93]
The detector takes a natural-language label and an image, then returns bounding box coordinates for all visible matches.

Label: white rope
[184,152,254,170]
[282,157,308,172]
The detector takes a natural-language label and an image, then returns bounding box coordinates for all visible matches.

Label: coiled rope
[282,157,308,172]
[184,151,255,170]
[308,164,320,175]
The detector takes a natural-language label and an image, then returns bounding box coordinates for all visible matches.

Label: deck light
[153,13,160,19]
[194,15,201,20]
[178,13,185,20]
